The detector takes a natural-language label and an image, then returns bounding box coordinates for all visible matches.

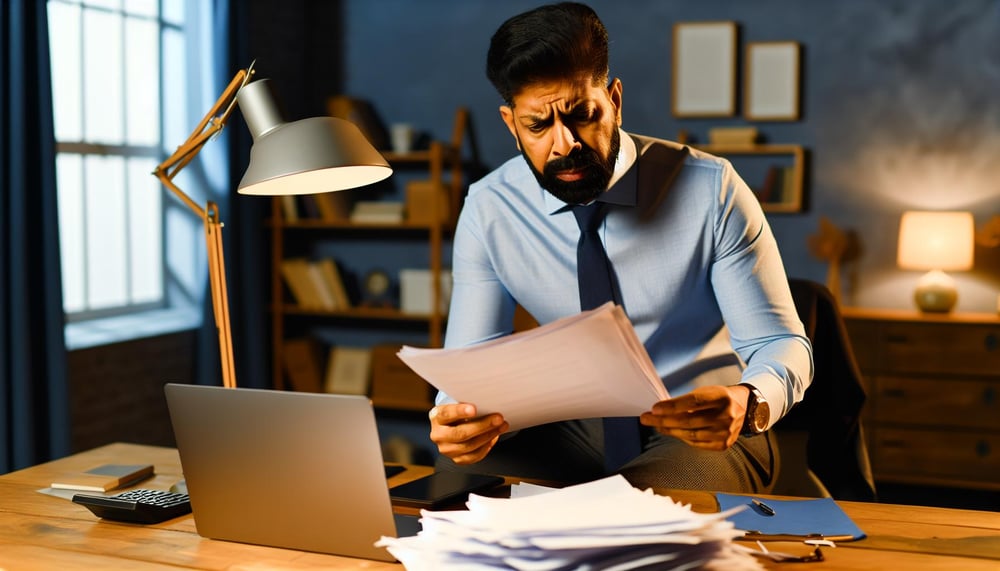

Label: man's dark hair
[486,2,609,105]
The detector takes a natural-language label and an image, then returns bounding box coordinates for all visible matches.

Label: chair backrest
[776,278,877,502]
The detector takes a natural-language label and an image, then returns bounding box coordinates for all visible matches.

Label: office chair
[772,278,878,502]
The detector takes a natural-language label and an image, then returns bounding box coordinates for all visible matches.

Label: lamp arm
[205,201,236,389]
[150,63,254,389]
[153,64,255,217]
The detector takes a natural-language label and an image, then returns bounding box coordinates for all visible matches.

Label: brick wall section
[67,331,197,452]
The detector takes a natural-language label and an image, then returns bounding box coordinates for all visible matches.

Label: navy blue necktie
[573,203,642,473]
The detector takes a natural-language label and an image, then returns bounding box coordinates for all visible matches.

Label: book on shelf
[370,344,432,408]
[314,192,350,222]
[316,257,352,309]
[756,165,780,203]
[280,258,325,309]
[780,165,797,203]
[400,269,452,315]
[305,263,337,310]
[51,463,154,492]
[280,195,299,222]
[405,180,449,225]
[350,201,405,224]
[325,346,372,395]
[281,337,324,393]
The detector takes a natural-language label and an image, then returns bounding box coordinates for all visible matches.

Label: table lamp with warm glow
[897,210,974,313]
[154,63,392,388]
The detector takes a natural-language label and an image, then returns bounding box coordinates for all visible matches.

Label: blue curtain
[0,0,71,472]
[226,3,270,391]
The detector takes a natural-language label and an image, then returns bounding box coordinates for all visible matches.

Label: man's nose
[551,120,582,157]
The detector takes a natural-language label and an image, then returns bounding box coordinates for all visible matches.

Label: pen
[751,498,776,516]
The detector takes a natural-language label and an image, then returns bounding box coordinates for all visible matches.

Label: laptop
[164,383,420,562]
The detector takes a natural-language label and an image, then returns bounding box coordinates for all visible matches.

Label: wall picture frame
[671,21,738,117]
[745,41,801,121]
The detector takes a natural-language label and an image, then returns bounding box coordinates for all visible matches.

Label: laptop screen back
[164,383,399,562]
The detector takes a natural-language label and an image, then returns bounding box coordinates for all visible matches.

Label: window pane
[124,0,157,17]
[48,1,83,141]
[128,158,162,303]
[83,7,123,143]
[166,204,202,298]
[83,0,120,9]
[85,155,128,309]
[56,154,86,313]
[162,0,184,26]
[162,28,187,151]
[125,16,159,145]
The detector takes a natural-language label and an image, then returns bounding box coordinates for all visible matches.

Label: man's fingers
[449,435,501,465]
[429,403,477,425]
[639,410,724,431]
[437,427,504,461]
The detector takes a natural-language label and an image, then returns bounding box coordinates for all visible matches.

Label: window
[49,0,216,330]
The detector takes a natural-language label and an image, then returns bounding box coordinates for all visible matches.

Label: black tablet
[389,471,505,509]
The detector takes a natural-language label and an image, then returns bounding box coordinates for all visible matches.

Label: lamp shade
[897,211,974,271]
[235,79,392,196]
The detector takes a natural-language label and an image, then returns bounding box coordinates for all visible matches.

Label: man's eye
[526,122,547,133]
[573,109,597,123]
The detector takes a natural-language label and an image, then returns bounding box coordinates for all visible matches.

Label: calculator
[72,488,192,524]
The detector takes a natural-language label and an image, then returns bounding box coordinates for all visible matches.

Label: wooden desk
[1,443,998,570]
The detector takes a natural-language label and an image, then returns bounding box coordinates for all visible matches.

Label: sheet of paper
[397,303,668,430]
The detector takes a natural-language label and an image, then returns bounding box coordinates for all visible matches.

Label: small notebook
[51,464,155,492]
[716,493,866,542]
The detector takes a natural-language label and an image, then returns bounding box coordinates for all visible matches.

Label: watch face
[753,398,770,432]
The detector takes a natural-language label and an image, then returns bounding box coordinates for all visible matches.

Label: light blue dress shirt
[439,131,813,427]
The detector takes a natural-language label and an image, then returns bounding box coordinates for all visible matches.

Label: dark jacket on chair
[779,279,877,502]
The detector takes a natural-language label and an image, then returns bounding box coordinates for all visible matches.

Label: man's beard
[521,128,620,205]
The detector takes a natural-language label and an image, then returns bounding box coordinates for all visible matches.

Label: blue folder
[716,493,866,541]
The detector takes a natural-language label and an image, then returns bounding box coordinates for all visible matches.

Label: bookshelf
[694,143,806,213]
[268,110,469,412]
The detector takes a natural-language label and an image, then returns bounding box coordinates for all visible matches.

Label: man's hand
[428,403,510,464]
[639,385,751,451]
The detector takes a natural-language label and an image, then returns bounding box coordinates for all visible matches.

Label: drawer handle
[985,333,998,352]
[885,334,909,344]
[976,440,991,458]
[985,387,997,406]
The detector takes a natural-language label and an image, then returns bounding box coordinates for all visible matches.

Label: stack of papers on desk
[376,475,763,570]
[397,303,669,430]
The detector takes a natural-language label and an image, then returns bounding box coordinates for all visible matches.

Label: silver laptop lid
[164,383,398,562]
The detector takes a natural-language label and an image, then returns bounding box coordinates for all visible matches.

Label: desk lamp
[154,63,392,388]
[897,210,974,313]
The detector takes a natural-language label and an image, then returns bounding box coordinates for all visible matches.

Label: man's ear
[608,78,623,126]
[499,105,521,150]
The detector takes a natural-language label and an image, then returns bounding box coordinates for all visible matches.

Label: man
[429,2,813,493]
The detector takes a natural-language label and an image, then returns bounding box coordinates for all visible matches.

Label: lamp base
[913,270,958,313]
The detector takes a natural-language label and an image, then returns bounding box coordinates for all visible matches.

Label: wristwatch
[740,384,770,436]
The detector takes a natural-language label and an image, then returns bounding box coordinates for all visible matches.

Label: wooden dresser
[841,308,1000,491]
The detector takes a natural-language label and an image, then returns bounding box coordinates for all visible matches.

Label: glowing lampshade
[897,211,974,312]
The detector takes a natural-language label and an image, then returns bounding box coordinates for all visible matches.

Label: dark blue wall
[338,0,1000,312]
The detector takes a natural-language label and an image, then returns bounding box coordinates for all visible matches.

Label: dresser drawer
[848,320,1000,376]
[871,427,1000,488]
[872,376,1000,430]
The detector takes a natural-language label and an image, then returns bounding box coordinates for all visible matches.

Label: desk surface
[1,443,998,570]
